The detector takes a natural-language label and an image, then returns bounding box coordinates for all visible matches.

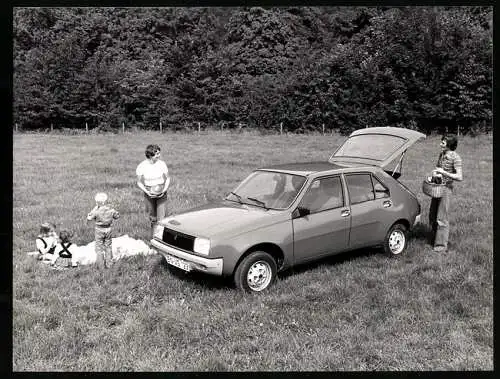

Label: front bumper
[151,238,223,276]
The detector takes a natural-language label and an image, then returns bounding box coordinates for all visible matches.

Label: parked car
[151,127,425,292]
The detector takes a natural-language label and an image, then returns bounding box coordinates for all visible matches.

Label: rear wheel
[234,251,277,293]
[383,223,408,256]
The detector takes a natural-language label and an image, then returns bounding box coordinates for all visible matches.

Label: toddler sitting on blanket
[32,222,58,261]
[50,229,79,268]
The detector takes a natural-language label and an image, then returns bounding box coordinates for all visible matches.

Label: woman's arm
[434,166,463,182]
[137,175,152,196]
[161,174,171,194]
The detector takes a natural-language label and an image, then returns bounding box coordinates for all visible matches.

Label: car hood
[329,127,426,167]
[158,201,286,239]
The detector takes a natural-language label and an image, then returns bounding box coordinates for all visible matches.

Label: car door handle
[341,209,350,217]
[383,200,392,208]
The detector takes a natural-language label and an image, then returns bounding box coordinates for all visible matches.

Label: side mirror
[292,206,310,219]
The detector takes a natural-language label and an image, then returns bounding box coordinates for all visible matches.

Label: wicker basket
[422,179,446,198]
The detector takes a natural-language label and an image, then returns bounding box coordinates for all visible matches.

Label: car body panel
[260,162,346,176]
[161,201,289,241]
[213,220,294,275]
[292,206,350,263]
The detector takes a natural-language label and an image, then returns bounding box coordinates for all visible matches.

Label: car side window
[372,176,390,199]
[346,174,375,204]
[300,176,344,214]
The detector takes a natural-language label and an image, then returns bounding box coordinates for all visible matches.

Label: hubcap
[247,260,272,291]
[389,230,405,255]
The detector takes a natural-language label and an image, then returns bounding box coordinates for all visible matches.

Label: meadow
[12,130,493,371]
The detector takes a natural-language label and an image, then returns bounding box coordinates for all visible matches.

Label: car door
[292,175,350,264]
[345,173,392,249]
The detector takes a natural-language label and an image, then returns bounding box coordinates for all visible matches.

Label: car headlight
[193,237,210,255]
[153,224,164,240]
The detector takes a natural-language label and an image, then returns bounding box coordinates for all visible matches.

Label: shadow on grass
[409,222,433,244]
[277,247,378,281]
[156,248,378,291]
[153,229,432,291]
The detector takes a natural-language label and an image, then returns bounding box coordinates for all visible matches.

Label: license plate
[165,254,191,272]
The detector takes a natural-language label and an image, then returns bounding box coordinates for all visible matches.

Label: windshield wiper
[228,191,242,203]
[246,197,268,209]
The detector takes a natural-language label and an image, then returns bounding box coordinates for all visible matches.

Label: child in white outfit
[35,222,58,261]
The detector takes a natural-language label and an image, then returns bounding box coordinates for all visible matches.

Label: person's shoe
[433,246,447,253]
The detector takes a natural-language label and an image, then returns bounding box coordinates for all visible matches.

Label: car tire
[234,251,277,293]
[383,223,408,257]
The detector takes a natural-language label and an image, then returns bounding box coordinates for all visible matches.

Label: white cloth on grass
[28,235,156,266]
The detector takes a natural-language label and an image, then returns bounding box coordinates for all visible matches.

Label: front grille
[162,228,195,252]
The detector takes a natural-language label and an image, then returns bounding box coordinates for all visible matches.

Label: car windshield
[227,171,306,210]
[334,134,407,161]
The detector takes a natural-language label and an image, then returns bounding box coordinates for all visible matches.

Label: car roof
[258,161,375,176]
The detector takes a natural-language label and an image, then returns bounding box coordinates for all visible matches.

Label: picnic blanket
[28,235,157,266]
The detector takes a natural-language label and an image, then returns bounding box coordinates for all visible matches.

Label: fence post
[15,123,18,132]
[322,123,325,135]
[122,122,125,133]
[280,122,283,135]
[221,122,224,132]
[85,122,88,133]
[160,121,163,133]
[457,124,460,136]
[51,123,53,132]
[198,122,201,133]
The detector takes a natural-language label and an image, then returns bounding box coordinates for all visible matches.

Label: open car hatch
[328,127,426,172]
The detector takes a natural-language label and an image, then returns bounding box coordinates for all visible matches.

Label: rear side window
[372,176,390,199]
[346,174,375,204]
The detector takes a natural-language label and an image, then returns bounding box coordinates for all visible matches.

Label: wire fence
[13,121,347,135]
[14,119,472,136]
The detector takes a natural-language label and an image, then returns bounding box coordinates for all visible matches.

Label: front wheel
[383,223,408,256]
[234,251,277,293]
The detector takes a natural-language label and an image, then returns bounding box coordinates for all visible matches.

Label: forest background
[13,6,492,135]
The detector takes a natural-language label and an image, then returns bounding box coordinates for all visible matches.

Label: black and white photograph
[12,6,493,371]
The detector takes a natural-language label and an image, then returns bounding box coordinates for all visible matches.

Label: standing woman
[136,144,171,234]
[429,134,463,252]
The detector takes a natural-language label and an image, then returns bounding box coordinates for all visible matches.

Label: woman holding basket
[428,134,463,252]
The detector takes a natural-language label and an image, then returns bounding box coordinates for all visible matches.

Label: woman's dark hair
[442,134,458,151]
[145,144,161,159]
[59,230,73,244]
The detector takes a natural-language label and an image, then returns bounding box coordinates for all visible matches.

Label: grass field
[12,130,493,371]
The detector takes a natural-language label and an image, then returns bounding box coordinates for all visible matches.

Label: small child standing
[35,222,58,261]
[87,192,120,269]
[50,229,79,268]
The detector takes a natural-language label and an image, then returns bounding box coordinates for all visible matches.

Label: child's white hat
[95,192,108,203]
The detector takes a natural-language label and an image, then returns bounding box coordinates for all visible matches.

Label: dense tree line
[13,6,492,134]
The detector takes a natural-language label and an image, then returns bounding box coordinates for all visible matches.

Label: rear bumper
[414,213,421,226]
[150,238,223,276]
